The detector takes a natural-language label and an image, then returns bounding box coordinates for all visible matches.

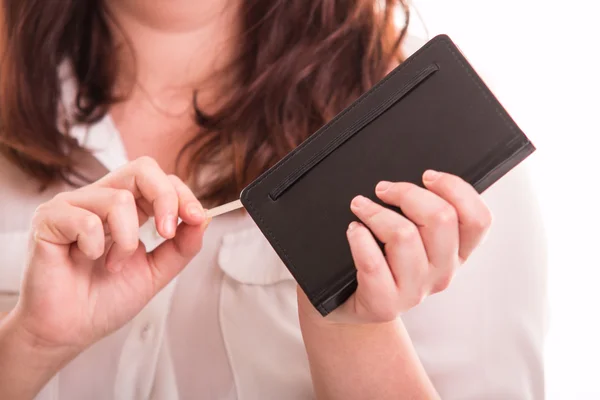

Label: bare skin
[0,1,493,399]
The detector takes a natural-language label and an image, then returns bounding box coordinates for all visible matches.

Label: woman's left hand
[301,169,493,325]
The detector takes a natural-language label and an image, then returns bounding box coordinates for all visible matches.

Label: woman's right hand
[12,156,208,356]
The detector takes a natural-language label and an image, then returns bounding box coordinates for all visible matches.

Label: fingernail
[348,221,360,232]
[201,216,212,230]
[162,215,176,237]
[187,204,205,219]
[423,169,440,183]
[376,181,392,193]
[352,195,370,209]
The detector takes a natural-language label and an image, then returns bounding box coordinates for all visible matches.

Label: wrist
[296,286,394,329]
[0,307,80,400]
[297,286,374,331]
[2,307,79,371]
[296,286,340,329]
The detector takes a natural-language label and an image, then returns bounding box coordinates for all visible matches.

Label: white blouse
[0,55,548,400]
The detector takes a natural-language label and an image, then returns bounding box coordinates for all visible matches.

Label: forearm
[0,309,76,400]
[299,302,439,400]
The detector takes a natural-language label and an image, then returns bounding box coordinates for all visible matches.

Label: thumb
[147,218,210,290]
[341,222,398,323]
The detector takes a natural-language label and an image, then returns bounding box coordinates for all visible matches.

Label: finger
[92,156,179,239]
[421,170,493,261]
[32,202,105,261]
[375,181,459,272]
[132,176,202,227]
[134,197,156,230]
[350,195,429,294]
[135,201,151,227]
[58,189,140,268]
[103,200,150,229]
[167,175,205,225]
[345,221,398,323]
[146,219,210,291]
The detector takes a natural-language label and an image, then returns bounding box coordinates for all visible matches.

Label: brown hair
[0,0,409,206]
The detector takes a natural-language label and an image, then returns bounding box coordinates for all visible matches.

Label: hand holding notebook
[209,34,535,316]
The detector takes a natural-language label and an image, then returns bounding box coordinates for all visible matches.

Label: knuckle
[135,156,159,170]
[463,208,493,232]
[432,272,454,293]
[391,223,419,243]
[479,208,494,229]
[82,214,101,234]
[157,188,178,203]
[121,238,139,253]
[31,206,49,233]
[408,289,426,308]
[167,174,182,185]
[161,184,179,198]
[432,205,458,225]
[52,191,71,203]
[362,255,384,275]
[112,189,135,207]
[32,202,50,220]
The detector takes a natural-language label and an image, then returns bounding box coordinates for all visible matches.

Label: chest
[110,100,198,174]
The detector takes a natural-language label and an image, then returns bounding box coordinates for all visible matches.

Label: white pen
[206,199,244,218]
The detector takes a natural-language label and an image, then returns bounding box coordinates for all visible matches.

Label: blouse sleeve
[0,156,59,313]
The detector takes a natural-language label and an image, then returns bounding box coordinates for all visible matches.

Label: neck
[104,0,241,110]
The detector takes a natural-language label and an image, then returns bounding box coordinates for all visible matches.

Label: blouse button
[140,323,153,341]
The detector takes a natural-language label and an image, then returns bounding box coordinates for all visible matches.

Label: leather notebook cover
[240,34,535,316]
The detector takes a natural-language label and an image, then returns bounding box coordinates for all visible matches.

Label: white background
[407,0,600,398]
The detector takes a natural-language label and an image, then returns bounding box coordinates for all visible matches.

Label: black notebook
[240,34,535,316]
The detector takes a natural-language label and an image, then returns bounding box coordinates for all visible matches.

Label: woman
[0,0,547,399]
